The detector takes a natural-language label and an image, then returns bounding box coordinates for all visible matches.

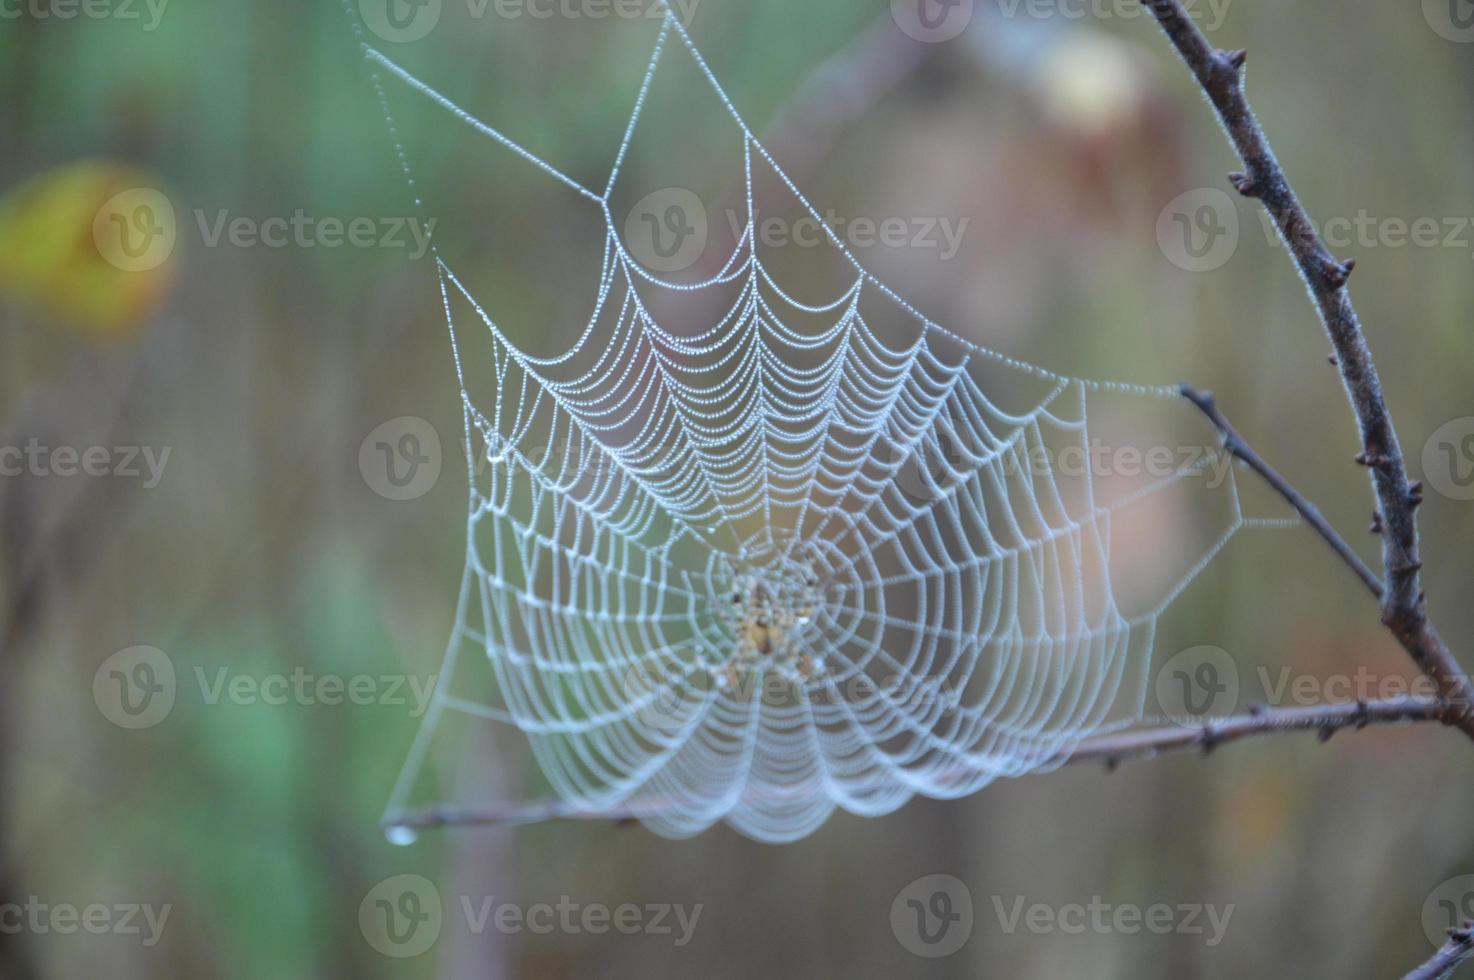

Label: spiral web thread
[353,5,1286,842]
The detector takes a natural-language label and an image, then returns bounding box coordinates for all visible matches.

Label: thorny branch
[384,695,1450,831]
[1137,0,1474,741]
[1137,2,1474,973]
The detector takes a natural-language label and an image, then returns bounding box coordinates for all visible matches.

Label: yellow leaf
[0,159,179,340]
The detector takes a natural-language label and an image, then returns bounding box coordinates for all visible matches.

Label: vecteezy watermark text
[0,440,170,488]
[194,210,436,260]
[0,0,168,30]
[93,646,437,730]
[990,895,1234,946]
[891,0,1231,44]
[0,898,171,947]
[720,209,971,262]
[359,875,702,958]
[357,0,701,43]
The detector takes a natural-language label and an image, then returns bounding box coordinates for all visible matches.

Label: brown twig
[1137,0,1474,741]
[1180,384,1382,597]
[383,696,1447,830]
[1058,695,1444,767]
[1403,924,1474,980]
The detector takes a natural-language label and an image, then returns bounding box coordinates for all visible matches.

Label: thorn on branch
[1323,257,1356,289]
[1228,171,1259,197]
[1200,723,1222,755]
[1328,354,1338,366]
[1355,450,1393,469]
[1218,48,1248,73]
[1370,512,1383,535]
[1409,481,1424,508]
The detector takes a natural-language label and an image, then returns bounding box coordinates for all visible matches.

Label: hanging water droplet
[384,824,419,847]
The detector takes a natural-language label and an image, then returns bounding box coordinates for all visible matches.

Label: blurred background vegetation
[1,0,1473,977]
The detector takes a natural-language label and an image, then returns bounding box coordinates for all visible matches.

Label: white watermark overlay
[619,186,973,273]
[1158,187,1474,274]
[891,874,973,958]
[93,646,436,729]
[357,0,700,43]
[0,898,171,947]
[892,0,1231,43]
[360,416,443,501]
[0,440,170,488]
[1153,643,1474,723]
[194,210,436,260]
[1424,876,1474,948]
[720,209,971,263]
[359,875,702,958]
[1424,0,1474,43]
[990,895,1234,945]
[0,0,168,30]
[1422,417,1474,501]
[91,189,436,272]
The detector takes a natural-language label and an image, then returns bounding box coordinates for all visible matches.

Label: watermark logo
[1155,645,1239,723]
[0,898,171,946]
[991,895,1233,945]
[360,416,442,501]
[93,187,176,273]
[0,0,170,31]
[0,440,170,487]
[94,648,436,727]
[889,436,1233,505]
[1157,187,1239,273]
[619,662,689,733]
[1422,417,1474,501]
[93,646,176,730]
[194,210,436,259]
[359,882,701,955]
[724,209,970,261]
[1423,875,1474,947]
[359,0,441,41]
[894,434,968,507]
[1424,0,1474,42]
[624,188,707,274]
[890,874,973,958]
[458,895,702,943]
[360,0,696,39]
[891,0,974,43]
[361,875,443,958]
[990,0,1232,31]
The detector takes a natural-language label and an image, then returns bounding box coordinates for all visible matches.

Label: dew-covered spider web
[349,3,1293,843]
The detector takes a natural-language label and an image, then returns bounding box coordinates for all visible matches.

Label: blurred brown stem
[1139,0,1474,742]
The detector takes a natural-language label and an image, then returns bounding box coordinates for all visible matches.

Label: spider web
[349,4,1283,843]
